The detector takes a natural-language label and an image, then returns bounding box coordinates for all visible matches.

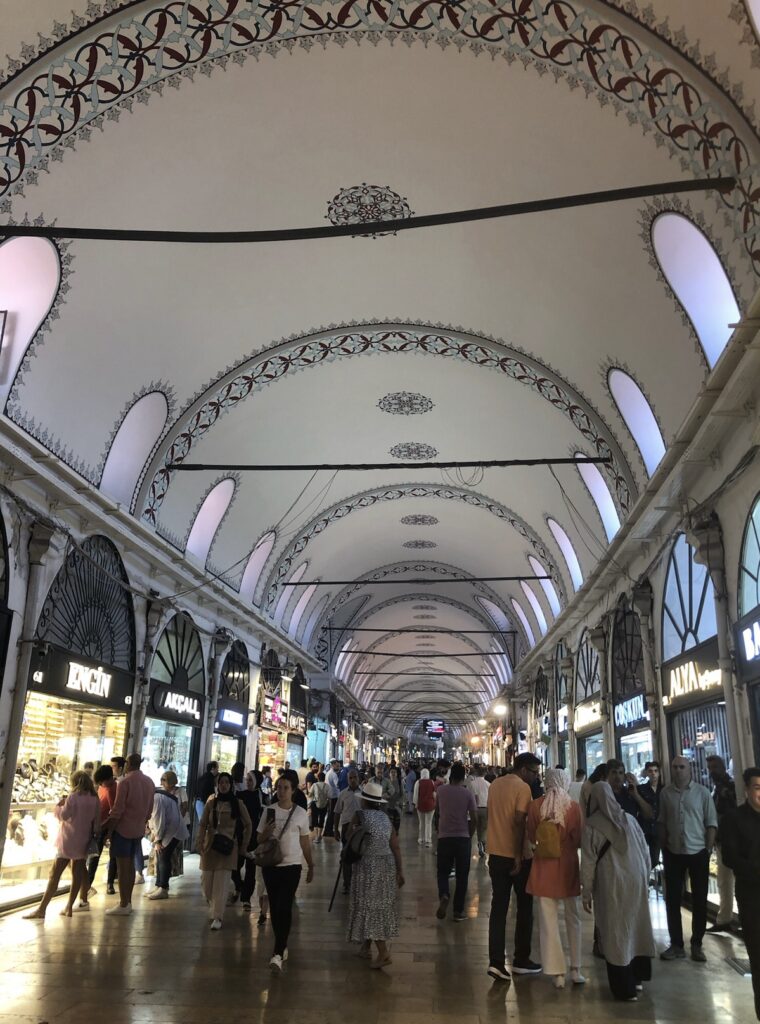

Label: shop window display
[141,719,193,787]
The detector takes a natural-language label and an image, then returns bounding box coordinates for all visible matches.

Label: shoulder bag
[342,811,370,865]
[210,799,236,856]
[254,805,297,867]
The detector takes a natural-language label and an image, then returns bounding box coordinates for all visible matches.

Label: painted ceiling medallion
[377,392,434,416]
[389,442,438,461]
[403,540,437,549]
[326,183,413,237]
[412,604,437,610]
[417,642,436,647]
[413,614,436,620]
[401,514,439,526]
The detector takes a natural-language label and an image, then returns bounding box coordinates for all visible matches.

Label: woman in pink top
[526,768,584,989]
[24,770,100,920]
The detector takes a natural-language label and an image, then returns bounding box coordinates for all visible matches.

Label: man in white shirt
[467,765,491,857]
[324,759,341,838]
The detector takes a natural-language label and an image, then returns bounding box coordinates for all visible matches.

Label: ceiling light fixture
[493,703,508,715]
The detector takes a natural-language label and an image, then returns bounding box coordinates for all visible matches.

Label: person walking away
[78,763,117,907]
[414,769,436,846]
[325,759,341,837]
[720,766,760,1020]
[195,761,219,823]
[233,770,263,911]
[581,781,655,1001]
[568,770,586,805]
[102,753,155,916]
[310,772,330,843]
[526,768,584,989]
[637,761,663,870]
[486,752,543,980]
[658,755,717,962]
[435,763,477,922]
[467,765,490,857]
[383,767,403,834]
[334,769,363,892]
[257,774,313,970]
[404,764,417,814]
[346,781,404,969]
[24,770,100,919]
[146,770,188,900]
[198,771,252,930]
[705,755,737,934]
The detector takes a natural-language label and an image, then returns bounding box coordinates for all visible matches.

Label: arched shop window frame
[511,598,536,649]
[611,595,644,699]
[575,629,601,704]
[220,639,250,703]
[185,477,236,566]
[534,667,550,721]
[651,211,741,370]
[99,391,169,508]
[546,516,584,592]
[607,368,666,477]
[152,613,205,695]
[261,647,282,692]
[35,535,136,671]
[661,533,718,663]
[554,640,569,708]
[739,491,760,617]
[239,530,276,605]
[575,453,621,542]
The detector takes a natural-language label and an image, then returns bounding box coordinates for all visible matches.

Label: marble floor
[0,821,754,1024]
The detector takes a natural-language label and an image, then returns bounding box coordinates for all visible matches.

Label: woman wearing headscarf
[581,781,655,1001]
[198,771,252,930]
[413,769,436,846]
[526,768,584,988]
[346,780,405,969]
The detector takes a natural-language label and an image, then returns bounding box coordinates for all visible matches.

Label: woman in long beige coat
[198,772,252,930]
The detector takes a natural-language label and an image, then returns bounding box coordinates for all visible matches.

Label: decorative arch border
[261,482,568,613]
[1,0,759,274]
[133,323,638,524]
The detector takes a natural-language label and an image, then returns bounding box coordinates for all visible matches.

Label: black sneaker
[257,912,267,926]
[242,902,252,912]
[487,963,511,981]
[511,959,542,975]
[690,944,707,963]
[106,886,116,895]
[436,895,450,920]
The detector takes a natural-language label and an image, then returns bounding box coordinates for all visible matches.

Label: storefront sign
[662,640,721,707]
[262,693,287,729]
[574,700,602,733]
[735,609,760,683]
[29,647,134,710]
[213,697,249,737]
[150,681,205,724]
[614,693,650,730]
[288,711,306,734]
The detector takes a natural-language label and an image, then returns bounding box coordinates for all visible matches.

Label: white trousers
[536,895,582,976]
[418,810,434,844]
[202,868,231,922]
[715,845,735,925]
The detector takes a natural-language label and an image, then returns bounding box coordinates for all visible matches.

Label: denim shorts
[110,831,141,859]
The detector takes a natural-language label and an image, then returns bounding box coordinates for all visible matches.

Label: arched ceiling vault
[2,0,760,740]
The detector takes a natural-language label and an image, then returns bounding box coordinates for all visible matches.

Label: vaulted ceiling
[2,0,759,741]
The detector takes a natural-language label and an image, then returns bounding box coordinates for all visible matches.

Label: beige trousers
[536,895,582,976]
[202,868,231,921]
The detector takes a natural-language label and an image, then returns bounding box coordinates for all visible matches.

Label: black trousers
[155,838,179,890]
[663,848,709,947]
[606,955,652,1001]
[387,807,401,834]
[324,798,338,837]
[86,830,108,888]
[437,836,472,914]
[262,864,302,956]
[233,852,256,903]
[488,855,533,966]
[737,887,760,1020]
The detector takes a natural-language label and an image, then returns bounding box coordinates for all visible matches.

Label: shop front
[2,648,133,906]
[736,607,760,760]
[286,709,307,767]
[211,699,249,773]
[574,700,605,774]
[143,679,205,788]
[257,690,288,769]
[614,693,653,775]
[556,705,570,770]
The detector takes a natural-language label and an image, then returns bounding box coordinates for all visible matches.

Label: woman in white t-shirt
[257,774,314,971]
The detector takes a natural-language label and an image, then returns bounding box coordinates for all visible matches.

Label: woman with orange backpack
[526,768,584,989]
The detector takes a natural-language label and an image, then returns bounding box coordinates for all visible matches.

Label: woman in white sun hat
[345,780,405,969]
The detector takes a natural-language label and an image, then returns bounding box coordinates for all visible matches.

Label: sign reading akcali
[161,689,201,721]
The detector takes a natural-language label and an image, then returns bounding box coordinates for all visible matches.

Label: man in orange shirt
[486,752,543,981]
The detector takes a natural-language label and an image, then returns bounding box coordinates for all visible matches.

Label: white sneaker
[570,969,586,985]
[147,888,168,901]
[105,904,132,916]
[210,918,222,931]
[135,873,145,885]
[87,887,97,897]
[270,954,283,971]
[283,948,289,962]
[73,901,90,912]
[552,975,565,989]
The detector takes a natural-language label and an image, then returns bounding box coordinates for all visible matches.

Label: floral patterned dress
[346,808,399,943]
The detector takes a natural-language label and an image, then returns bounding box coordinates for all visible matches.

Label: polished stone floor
[0,819,754,1024]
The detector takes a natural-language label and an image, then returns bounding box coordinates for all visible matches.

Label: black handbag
[209,800,237,856]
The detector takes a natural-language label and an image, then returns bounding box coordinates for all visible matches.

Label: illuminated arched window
[520,581,548,636]
[608,369,665,476]
[100,392,168,506]
[739,494,760,617]
[547,517,583,591]
[575,629,600,703]
[575,455,620,542]
[661,533,717,662]
[652,213,740,368]
[528,555,561,616]
[287,583,318,638]
[511,598,535,648]
[186,479,235,565]
[273,562,308,624]
[239,531,276,604]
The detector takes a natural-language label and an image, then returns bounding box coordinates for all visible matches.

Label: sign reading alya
[662,640,721,707]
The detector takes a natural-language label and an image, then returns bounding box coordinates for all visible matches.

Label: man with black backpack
[334,769,363,893]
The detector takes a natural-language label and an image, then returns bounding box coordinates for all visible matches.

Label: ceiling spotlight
[493,703,508,715]
[470,735,481,744]
[478,718,487,726]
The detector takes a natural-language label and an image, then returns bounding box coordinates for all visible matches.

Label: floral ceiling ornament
[412,604,437,610]
[400,514,439,526]
[403,539,437,549]
[326,183,413,237]
[389,441,438,461]
[413,614,436,620]
[378,392,434,416]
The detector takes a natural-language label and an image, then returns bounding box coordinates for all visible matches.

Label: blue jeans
[437,836,472,914]
[155,838,179,890]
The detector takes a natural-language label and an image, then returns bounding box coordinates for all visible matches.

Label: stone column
[589,621,613,760]
[128,599,169,755]
[199,628,233,770]
[632,582,665,767]
[561,652,576,775]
